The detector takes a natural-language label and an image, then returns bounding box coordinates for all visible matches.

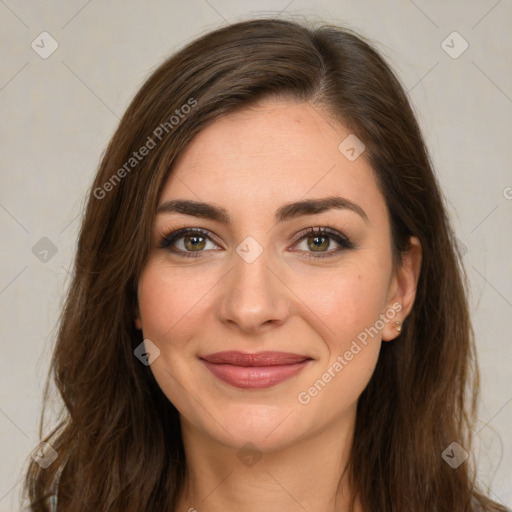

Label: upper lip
[200,351,311,366]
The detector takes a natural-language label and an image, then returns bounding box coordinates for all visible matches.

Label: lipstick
[200,351,312,389]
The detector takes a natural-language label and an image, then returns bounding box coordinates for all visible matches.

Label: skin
[135,99,422,512]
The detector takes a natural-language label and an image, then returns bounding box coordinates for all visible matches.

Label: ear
[133,291,142,330]
[382,236,422,342]
[135,309,142,330]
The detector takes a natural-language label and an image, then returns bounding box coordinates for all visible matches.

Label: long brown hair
[24,17,507,511]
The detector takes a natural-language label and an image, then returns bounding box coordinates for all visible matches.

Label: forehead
[158,100,387,225]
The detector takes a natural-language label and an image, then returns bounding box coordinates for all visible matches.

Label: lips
[201,351,310,366]
[200,351,312,389]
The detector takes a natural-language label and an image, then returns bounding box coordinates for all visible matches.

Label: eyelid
[288,226,355,260]
[290,225,353,246]
[158,225,355,258]
[158,227,223,251]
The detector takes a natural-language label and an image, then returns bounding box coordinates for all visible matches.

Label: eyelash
[159,226,355,260]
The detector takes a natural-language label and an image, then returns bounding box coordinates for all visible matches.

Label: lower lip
[201,360,311,389]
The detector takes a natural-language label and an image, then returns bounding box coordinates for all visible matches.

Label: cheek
[137,250,391,419]
[136,259,212,345]
[293,273,385,420]
[297,261,388,395]
[301,262,390,349]
[136,261,203,412]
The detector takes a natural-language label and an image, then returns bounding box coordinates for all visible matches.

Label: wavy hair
[24,17,506,512]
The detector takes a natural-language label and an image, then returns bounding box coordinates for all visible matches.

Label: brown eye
[160,228,220,258]
[306,235,330,252]
[183,234,207,251]
[291,226,355,259]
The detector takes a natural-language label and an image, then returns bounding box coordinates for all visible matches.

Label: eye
[159,228,220,258]
[290,226,355,259]
[159,225,355,260]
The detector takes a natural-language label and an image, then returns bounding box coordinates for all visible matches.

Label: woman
[24,17,508,512]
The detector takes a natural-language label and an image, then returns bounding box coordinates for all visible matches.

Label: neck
[175,408,362,512]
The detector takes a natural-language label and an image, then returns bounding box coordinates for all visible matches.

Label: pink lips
[200,351,312,389]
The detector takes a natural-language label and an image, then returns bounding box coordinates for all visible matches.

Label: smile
[200,351,313,389]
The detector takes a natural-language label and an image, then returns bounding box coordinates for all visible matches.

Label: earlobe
[382,313,404,342]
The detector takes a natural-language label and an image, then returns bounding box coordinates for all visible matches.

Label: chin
[213,402,311,451]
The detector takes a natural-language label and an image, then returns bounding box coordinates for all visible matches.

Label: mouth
[199,351,313,389]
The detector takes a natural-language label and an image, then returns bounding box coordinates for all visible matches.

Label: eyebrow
[156,196,369,224]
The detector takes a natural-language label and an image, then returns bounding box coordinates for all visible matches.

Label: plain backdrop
[0,1,511,510]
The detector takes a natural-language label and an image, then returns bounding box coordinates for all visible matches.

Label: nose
[217,244,290,335]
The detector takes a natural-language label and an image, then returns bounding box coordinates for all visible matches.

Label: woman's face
[136,99,419,451]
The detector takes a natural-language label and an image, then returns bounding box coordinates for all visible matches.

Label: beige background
[0,0,511,510]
